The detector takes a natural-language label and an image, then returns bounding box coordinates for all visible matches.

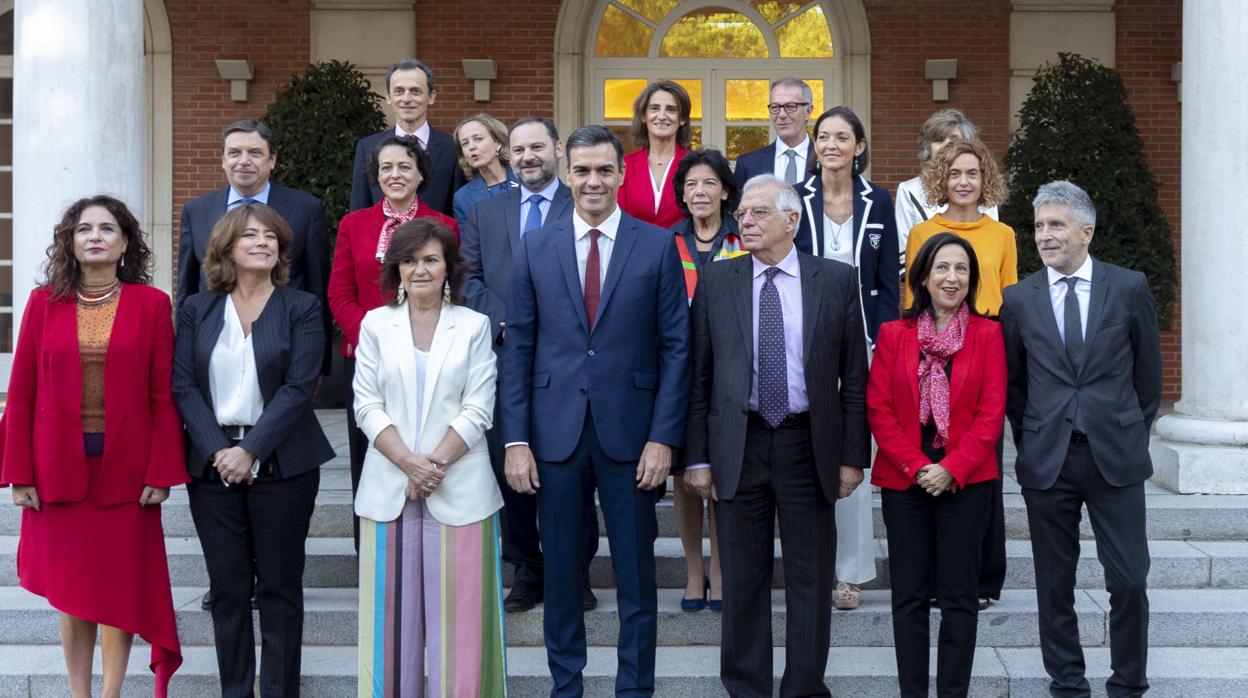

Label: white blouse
[822,214,855,267]
[209,296,264,427]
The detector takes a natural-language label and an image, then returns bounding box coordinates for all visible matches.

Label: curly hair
[43,195,153,300]
[202,204,293,292]
[379,218,466,306]
[630,81,693,150]
[367,135,434,195]
[921,138,1005,209]
[453,114,511,179]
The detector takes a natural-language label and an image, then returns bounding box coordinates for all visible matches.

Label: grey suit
[686,250,869,697]
[1001,258,1161,697]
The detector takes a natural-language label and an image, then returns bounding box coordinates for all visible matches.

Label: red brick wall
[1116,0,1183,400]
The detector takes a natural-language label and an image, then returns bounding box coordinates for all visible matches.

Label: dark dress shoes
[582,584,598,611]
[504,583,542,613]
[200,591,258,611]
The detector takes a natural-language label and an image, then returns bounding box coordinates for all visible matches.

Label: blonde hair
[452,113,510,179]
[921,138,1005,209]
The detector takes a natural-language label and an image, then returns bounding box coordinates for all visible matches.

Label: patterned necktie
[584,229,602,331]
[229,197,257,208]
[523,194,545,235]
[783,150,798,185]
[1062,276,1084,367]
[757,266,789,427]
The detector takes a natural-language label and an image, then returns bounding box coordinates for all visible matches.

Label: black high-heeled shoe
[681,576,709,612]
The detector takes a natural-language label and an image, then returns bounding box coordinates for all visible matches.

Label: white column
[12,0,145,329]
[1150,0,1248,494]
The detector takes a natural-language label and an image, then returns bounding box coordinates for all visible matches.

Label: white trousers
[835,467,877,584]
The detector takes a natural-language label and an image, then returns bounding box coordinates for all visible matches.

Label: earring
[396,286,406,304]
[852,155,859,173]
[442,279,451,303]
[120,254,126,268]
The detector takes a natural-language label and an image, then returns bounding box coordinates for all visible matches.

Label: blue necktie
[229,197,257,208]
[758,266,789,427]
[523,194,545,235]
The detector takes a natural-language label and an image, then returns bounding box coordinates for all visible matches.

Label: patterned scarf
[376,197,421,262]
[917,303,969,449]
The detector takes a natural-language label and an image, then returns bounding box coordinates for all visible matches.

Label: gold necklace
[77,279,121,306]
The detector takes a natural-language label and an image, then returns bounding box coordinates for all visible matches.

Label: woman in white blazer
[351,218,506,697]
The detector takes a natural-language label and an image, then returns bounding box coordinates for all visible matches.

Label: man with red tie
[499,125,690,697]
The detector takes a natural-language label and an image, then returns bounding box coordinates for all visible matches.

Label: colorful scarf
[917,303,969,449]
[376,197,421,262]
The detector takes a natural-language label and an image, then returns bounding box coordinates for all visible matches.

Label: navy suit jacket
[176,183,332,373]
[733,140,816,191]
[461,183,574,344]
[349,127,466,217]
[795,173,900,344]
[172,286,335,479]
[499,210,691,463]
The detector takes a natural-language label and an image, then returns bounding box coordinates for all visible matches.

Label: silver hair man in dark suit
[684,174,870,697]
[1001,180,1161,698]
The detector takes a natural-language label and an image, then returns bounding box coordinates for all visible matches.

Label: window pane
[0,122,10,164]
[0,78,11,119]
[0,311,11,353]
[659,9,768,58]
[604,79,647,121]
[809,79,825,114]
[0,11,12,56]
[674,79,703,121]
[777,6,833,58]
[726,79,771,121]
[752,1,806,25]
[0,216,10,259]
[726,126,771,160]
[0,169,10,213]
[615,0,678,23]
[596,4,654,57]
[0,264,9,309]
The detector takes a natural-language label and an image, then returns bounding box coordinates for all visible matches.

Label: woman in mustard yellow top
[904,138,1016,316]
[902,137,1014,609]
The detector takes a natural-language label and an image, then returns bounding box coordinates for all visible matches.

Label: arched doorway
[553,0,871,161]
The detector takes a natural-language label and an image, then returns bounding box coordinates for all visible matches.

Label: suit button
[587,349,595,357]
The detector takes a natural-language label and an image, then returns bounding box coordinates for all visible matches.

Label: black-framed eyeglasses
[767,102,811,115]
[731,207,779,222]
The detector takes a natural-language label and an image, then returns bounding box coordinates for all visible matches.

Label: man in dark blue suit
[461,116,599,614]
[733,78,816,190]
[500,125,690,697]
[348,58,465,216]
[177,120,330,371]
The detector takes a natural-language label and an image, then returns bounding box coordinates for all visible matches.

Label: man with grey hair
[348,58,465,215]
[685,174,870,696]
[1001,180,1160,698]
[733,78,817,189]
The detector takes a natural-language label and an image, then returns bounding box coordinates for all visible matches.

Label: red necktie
[584,229,602,330]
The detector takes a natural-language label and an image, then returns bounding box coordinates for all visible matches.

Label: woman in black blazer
[172,202,335,697]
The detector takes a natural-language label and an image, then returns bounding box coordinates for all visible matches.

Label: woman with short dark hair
[174,202,334,697]
[352,219,506,696]
[869,232,1006,697]
[618,80,693,228]
[2,195,186,697]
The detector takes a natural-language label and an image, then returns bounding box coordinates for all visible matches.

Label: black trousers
[883,481,993,698]
[1022,439,1149,698]
[978,433,1007,599]
[345,357,369,552]
[717,414,835,698]
[188,464,320,698]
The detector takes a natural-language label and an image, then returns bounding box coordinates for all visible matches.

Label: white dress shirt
[227,181,272,208]
[772,136,811,181]
[1047,255,1094,343]
[749,245,809,413]
[572,205,620,290]
[209,296,264,426]
[395,121,431,150]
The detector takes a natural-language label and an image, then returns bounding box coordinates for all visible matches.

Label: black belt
[220,424,254,440]
[1070,430,1089,445]
[747,411,810,430]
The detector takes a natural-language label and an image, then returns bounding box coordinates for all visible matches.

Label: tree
[1003,52,1176,328]
[262,61,386,240]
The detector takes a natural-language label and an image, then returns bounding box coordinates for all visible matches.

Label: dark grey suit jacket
[1001,258,1162,490]
[176,183,331,373]
[685,250,870,502]
[460,183,573,343]
[348,127,466,217]
[172,286,335,479]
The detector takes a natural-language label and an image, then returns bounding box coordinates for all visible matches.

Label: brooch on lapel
[869,232,882,249]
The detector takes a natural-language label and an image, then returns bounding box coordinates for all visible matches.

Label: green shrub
[262,60,386,241]
[1002,52,1176,329]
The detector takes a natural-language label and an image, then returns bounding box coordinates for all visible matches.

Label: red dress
[619,146,687,229]
[328,198,460,355]
[0,284,187,695]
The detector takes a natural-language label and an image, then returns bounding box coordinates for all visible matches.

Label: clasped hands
[915,463,955,496]
[401,452,449,501]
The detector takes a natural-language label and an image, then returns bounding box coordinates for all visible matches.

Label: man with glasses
[733,78,816,190]
[684,174,870,696]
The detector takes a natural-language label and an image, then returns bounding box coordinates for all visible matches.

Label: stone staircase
[1,410,1246,696]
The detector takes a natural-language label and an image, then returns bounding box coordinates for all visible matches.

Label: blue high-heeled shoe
[681,576,709,612]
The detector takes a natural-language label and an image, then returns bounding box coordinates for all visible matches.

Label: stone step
[1,644,1246,697]
[3,586,1243,650]
[1,536,1243,592]
[4,484,1244,542]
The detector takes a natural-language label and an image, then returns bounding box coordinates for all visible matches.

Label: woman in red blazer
[329,134,459,544]
[618,80,690,229]
[0,196,187,697]
[868,232,1006,698]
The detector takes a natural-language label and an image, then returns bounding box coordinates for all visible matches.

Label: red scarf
[917,303,969,449]
[376,197,421,262]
